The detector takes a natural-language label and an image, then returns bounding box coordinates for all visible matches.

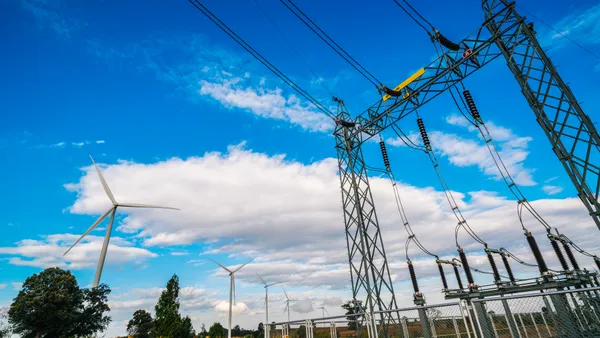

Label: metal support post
[517,314,529,338]
[540,310,551,337]
[472,301,494,338]
[459,300,474,338]
[305,320,314,338]
[329,321,337,338]
[549,294,579,337]
[529,313,541,338]
[502,299,521,338]
[488,313,499,338]
[401,316,410,338]
[417,308,433,338]
[453,317,462,338]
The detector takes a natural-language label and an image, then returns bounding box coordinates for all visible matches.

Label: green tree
[153,274,195,338]
[199,323,208,337]
[127,309,154,338]
[208,322,225,338]
[341,300,363,331]
[8,267,111,338]
[296,325,306,338]
[0,307,11,338]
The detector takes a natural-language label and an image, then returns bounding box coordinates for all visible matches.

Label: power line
[251,0,336,98]
[516,4,600,61]
[186,0,336,120]
[280,0,382,88]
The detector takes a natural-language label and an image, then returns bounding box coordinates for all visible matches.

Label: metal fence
[269,287,600,338]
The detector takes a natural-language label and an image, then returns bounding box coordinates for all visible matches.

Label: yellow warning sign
[382,68,425,101]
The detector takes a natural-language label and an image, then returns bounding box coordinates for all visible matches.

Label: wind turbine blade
[118,202,179,210]
[64,208,113,256]
[208,258,232,273]
[282,287,289,300]
[267,281,281,287]
[256,273,267,286]
[232,258,254,273]
[90,155,117,205]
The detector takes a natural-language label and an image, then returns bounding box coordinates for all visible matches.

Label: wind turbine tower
[64,155,179,287]
[257,274,280,338]
[210,258,254,338]
[282,287,297,323]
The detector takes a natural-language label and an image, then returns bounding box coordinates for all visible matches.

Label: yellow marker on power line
[382,68,425,101]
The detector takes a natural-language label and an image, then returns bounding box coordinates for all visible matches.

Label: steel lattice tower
[334,108,399,332]
[335,0,600,325]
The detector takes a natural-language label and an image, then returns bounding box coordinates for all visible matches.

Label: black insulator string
[251,0,335,98]
[187,0,336,120]
[280,0,382,89]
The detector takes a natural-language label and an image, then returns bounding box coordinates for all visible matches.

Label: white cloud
[0,233,157,270]
[199,77,334,132]
[0,284,6,290]
[96,140,105,144]
[391,115,536,186]
[61,142,600,294]
[72,142,85,147]
[214,301,248,313]
[171,251,189,256]
[542,185,563,195]
[11,282,22,291]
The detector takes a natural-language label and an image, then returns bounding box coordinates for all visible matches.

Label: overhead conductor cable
[187,0,335,121]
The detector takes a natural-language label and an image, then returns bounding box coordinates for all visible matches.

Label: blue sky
[1,0,600,335]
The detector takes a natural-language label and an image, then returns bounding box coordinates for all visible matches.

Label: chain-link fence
[269,287,600,338]
[472,286,600,338]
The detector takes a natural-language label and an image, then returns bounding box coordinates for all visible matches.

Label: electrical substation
[188,0,600,337]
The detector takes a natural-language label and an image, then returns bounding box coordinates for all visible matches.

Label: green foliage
[8,267,111,338]
[153,274,195,338]
[341,300,363,331]
[208,322,225,338]
[127,309,154,338]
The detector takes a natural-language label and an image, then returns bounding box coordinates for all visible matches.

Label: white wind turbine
[317,306,330,318]
[257,273,280,338]
[282,287,297,323]
[64,155,179,287]
[210,258,254,338]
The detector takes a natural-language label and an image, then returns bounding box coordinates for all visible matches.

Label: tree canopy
[341,300,363,331]
[8,267,111,338]
[208,322,225,338]
[127,309,154,338]
[152,274,195,338]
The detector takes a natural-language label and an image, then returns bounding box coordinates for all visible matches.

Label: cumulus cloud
[57,142,600,295]
[0,233,156,270]
[391,115,535,186]
[214,301,249,313]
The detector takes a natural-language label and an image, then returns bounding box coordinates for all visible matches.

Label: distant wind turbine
[317,306,330,318]
[282,287,297,323]
[64,155,179,287]
[257,273,280,338]
[211,258,254,338]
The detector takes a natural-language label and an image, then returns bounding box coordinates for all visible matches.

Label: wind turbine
[282,287,297,323]
[257,273,280,338]
[64,155,179,287]
[210,258,254,338]
[317,306,330,318]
